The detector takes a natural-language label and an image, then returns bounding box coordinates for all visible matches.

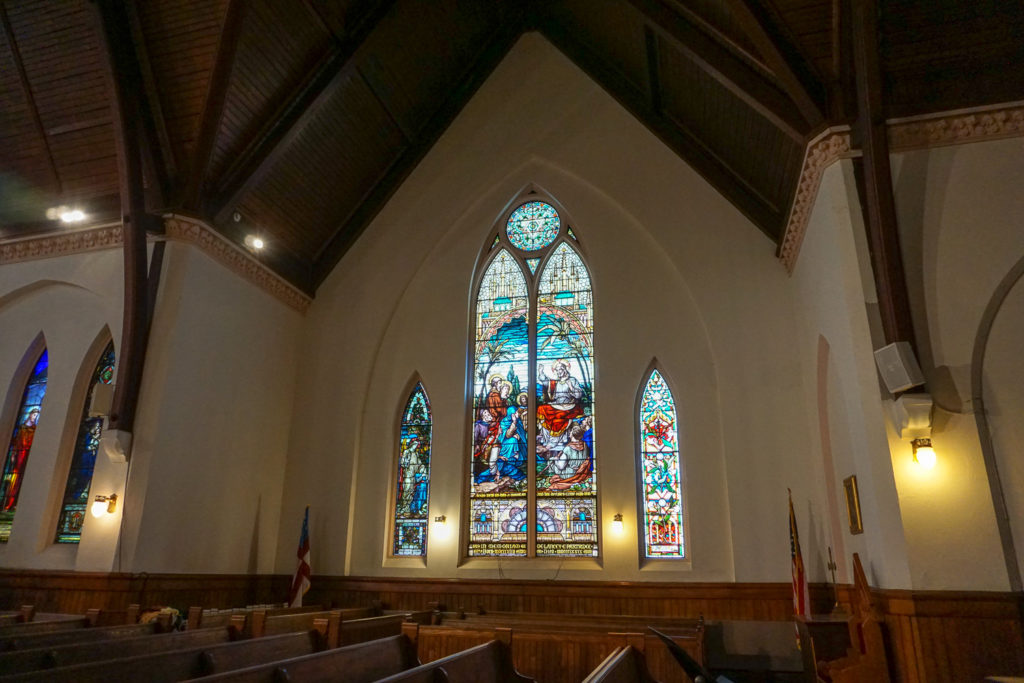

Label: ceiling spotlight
[232,211,242,223]
[244,234,265,251]
[60,209,86,223]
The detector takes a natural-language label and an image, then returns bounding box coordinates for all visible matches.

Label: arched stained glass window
[392,383,432,556]
[638,369,685,558]
[0,348,49,542]
[55,341,115,544]
[468,197,597,558]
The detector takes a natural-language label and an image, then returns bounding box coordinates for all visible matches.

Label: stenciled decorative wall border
[778,101,1024,273]
[0,217,311,314]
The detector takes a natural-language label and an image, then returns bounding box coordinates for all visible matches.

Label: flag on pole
[288,506,311,607]
[789,489,811,642]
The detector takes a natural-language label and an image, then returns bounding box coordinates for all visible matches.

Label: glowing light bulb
[60,209,85,223]
[612,513,624,534]
[912,438,937,469]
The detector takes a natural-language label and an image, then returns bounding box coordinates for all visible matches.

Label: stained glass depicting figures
[0,349,49,543]
[56,342,115,543]
[506,202,560,252]
[393,384,432,556]
[640,370,684,557]
[469,250,529,556]
[535,243,597,556]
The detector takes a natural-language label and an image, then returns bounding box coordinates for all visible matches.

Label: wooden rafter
[312,19,526,286]
[182,0,247,210]
[539,16,783,242]
[92,0,163,435]
[209,0,398,224]
[724,0,826,127]
[1,3,61,196]
[125,0,176,208]
[627,0,808,142]
[850,0,915,349]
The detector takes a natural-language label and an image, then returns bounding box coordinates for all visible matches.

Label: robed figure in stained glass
[392,384,432,556]
[3,408,39,511]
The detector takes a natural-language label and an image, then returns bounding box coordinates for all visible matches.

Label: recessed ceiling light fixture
[244,234,265,251]
[46,206,87,223]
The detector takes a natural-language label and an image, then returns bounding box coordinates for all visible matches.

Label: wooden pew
[0,620,159,652]
[187,604,329,632]
[1,630,325,683]
[0,625,233,675]
[374,640,534,683]
[822,553,890,683]
[582,646,657,683]
[188,633,421,683]
[0,615,88,639]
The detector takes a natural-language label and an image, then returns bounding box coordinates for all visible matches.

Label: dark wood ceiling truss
[3,0,1024,295]
[723,0,827,127]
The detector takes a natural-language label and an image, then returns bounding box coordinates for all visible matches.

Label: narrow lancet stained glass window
[469,249,529,557]
[393,384,432,556]
[639,370,684,557]
[55,342,115,543]
[536,243,596,557]
[506,202,559,252]
[0,349,49,542]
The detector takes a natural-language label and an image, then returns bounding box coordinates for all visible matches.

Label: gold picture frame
[843,475,863,534]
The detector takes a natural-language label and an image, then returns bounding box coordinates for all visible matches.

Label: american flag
[288,506,311,607]
[789,490,810,642]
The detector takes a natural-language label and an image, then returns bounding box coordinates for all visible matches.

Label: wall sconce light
[912,438,936,469]
[91,494,117,518]
[612,513,624,534]
[432,514,448,540]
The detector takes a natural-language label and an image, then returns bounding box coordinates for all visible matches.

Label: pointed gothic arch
[636,361,687,559]
[389,377,433,557]
[465,189,598,559]
[0,334,49,543]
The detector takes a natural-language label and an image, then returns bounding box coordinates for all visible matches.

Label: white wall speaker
[89,382,114,417]
[873,341,925,393]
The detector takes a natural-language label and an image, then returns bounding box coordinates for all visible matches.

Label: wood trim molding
[778,102,1024,273]
[777,126,856,273]
[163,215,311,314]
[0,219,311,314]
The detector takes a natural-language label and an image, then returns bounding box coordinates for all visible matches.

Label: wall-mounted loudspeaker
[873,341,925,393]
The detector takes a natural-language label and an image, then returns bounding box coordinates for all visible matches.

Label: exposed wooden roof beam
[627,0,809,142]
[724,0,826,127]
[312,21,525,286]
[1,3,61,197]
[92,0,164,435]
[125,0,176,209]
[209,0,398,224]
[182,0,247,210]
[539,19,782,241]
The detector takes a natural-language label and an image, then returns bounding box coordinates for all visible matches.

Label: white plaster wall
[887,139,1024,591]
[984,275,1024,578]
[0,248,124,570]
[121,242,302,574]
[790,162,913,589]
[280,33,822,583]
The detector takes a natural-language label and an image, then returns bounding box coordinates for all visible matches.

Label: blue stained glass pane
[393,384,432,556]
[536,243,597,557]
[506,202,559,252]
[469,250,529,557]
[640,370,684,558]
[56,342,114,544]
[0,349,49,542]
[525,258,540,274]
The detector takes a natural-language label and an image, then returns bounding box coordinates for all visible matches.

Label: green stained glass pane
[506,202,559,252]
[639,370,684,558]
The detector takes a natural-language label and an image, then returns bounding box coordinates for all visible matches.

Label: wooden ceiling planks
[207,0,333,183]
[769,0,833,82]
[236,70,406,262]
[137,0,229,166]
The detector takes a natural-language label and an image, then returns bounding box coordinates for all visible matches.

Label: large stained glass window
[392,383,432,556]
[469,199,597,558]
[55,341,115,544]
[638,369,684,558]
[0,348,49,542]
